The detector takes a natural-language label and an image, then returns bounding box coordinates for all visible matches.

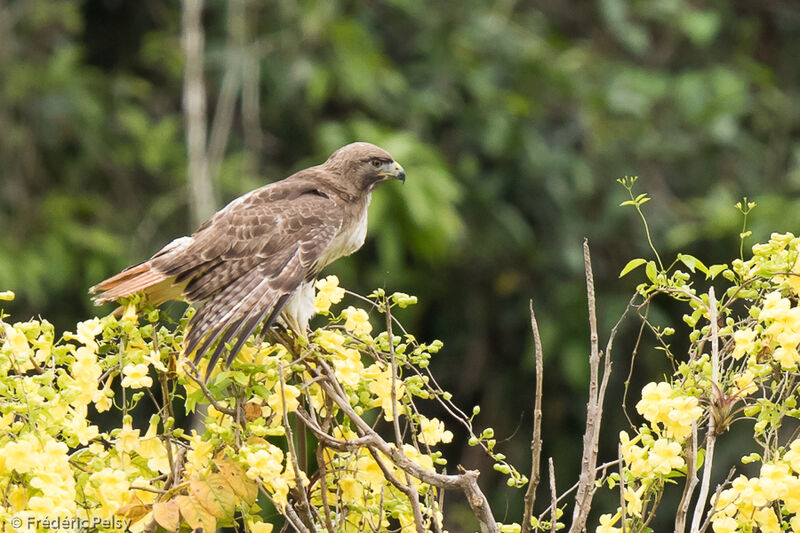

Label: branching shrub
[2,183,800,533]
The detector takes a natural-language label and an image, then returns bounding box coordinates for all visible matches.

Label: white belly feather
[316,196,370,269]
[281,194,371,333]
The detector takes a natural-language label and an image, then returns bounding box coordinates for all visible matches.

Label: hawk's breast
[316,194,370,270]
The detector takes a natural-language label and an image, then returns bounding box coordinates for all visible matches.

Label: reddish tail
[90,262,173,305]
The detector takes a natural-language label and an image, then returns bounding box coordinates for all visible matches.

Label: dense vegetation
[2,0,800,530]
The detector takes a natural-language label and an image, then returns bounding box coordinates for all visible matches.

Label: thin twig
[182,360,235,416]
[618,443,626,532]
[549,458,558,533]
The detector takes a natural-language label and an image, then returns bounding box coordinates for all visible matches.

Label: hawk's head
[324,142,406,192]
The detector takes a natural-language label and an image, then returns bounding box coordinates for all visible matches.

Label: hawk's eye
[370,159,382,169]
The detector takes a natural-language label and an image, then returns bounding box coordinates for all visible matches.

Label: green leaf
[619,258,647,278]
[706,264,727,279]
[645,260,657,282]
[678,253,707,274]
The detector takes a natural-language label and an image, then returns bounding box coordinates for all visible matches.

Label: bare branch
[690,287,719,533]
[675,421,699,533]
[313,364,499,533]
[569,239,609,532]
[549,458,558,533]
[522,299,544,533]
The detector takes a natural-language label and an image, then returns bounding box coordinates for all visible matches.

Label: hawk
[90,142,405,375]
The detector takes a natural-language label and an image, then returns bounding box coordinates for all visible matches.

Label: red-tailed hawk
[90,142,405,375]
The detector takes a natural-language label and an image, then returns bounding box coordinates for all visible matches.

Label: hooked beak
[380,161,406,183]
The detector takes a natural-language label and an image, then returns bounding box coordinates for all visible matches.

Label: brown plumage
[91,142,405,376]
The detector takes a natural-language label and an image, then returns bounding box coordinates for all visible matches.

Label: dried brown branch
[522,299,544,533]
[569,239,612,533]
[312,363,499,533]
[549,458,558,532]
[277,363,315,529]
[675,421,699,533]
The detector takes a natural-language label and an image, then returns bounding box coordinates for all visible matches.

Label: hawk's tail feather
[223,293,291,369]
[204,316,249,380]
[89,262,171,304]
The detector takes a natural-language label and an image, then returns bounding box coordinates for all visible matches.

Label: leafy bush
[4,189,800,533]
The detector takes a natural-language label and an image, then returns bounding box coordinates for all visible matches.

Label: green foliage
[0,278,527,531]
[3,0,800,527]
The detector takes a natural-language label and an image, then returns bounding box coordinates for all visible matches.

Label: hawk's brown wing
[155,176,344,374]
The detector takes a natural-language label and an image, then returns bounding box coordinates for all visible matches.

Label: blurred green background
[2,0,800,530]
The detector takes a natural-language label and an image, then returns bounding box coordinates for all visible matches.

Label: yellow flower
[418,416,453,446]
[94,378,114,413]
[773,330,800,368]
[355,448,389,492]
[116,421,141,454]
[753,507,780,533]
[76,318,103,349]
[730,474,769,509]
[760,291,791,322]
[144,349,167,372]
[267,384,301,414]
[662,395,703,441]
[402,444,434,473]
[3,324,32,361]
[89,468,129,511]
[185,431,214,476]
[340,477,364,504]
[636,382,672,422]
[648,438,684,474]
[711,516,738,533]
[333,348,365,388]
[342,306,373,337]
[121,363,153,388]
[2,437,36,474]
[619,431,650,477]
[732,328,757,360]
[758,462,790,498]
[624,485,645,517]
[316,329,346,352]
[732,370,757,396]
[596,512,621,533]
[314,275,345,313]
[635,382,701,441]
[248,521,274,533]
[369,366,406,421]
[243,445,286,497]
[139,419,170,474]
[785,439,800,473]
[66,406,100,445]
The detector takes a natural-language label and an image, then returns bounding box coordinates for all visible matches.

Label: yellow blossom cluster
[342,305,373,338]
[711,448,800,533]
[635,381,703,441]
[0,435,77,520]
[314,440,441,532]
[242,443,302,507]
[0,280,457,532]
